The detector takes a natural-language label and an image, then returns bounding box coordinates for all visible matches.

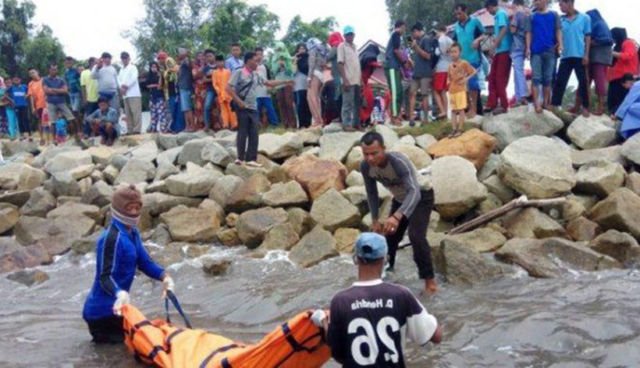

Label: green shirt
[454,17,486,64]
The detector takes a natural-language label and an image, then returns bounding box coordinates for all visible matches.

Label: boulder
[156,146,183,167]
[47,202,101,221]
[589,230,640,265]
[310,189,361,232]
[431,156,487,219]
[283,155,348,200]
[202,259,232,276]
[588,188,640,239]
[102,165,119,184]
[236,207,289,248]
[390,145,432,169]
[345,146,364,172]
[415,134,438,150]
[0,205,19,234]
[262,181,309,208]
[374,124,400,148]
[71,231,102,255]
[225,173,271,212]
[289,226,339,268]
[566,216,601,242]
[201,141,233,167]
[571,146,625,168]
[346,171,364,187]
[225,213,239,228]
[155,162,180,181]
[14,214,95,254]
[435,239,504,285]
[499,136,576,199]
[258,132,304,160]
[7,269,49,287]
[478,153,501,181]
[130,140,159,163]
[86,145,117,165]
[297,129,322,145]
[69,164,95,181]
[0,243,52,273]
[334,228,361,253]
[445,228,507,253]
[287,208,316,237]
[50,172,82,197]
[150,224,172,246]
[621,133,640,166]
[496,238,621,278]
[115,158,156,185]
[166,163,222,197]
[567,115,617,149]
[482,175,516,203]
[20,188,57,217]
[398,135,416,146]
[224,162,269,181]
[0,190,30,207]
[178,137,217,166]
[0,163,47,191]
[209,175,244,207]
[322,122,344,134]
[159,205,221,242]
[575,161,625,197]
[44,150,92,174]
[504,208,567,239]
[428,129,497,169]
[319,131,363,162]
[198,199,225,223]
[216,228,241,247]
[109,154,129,171]
[481,106,564,150]
[142,192,202,216]
[81,181,113,208]
[31,146,80,168]
[258,223,300,251]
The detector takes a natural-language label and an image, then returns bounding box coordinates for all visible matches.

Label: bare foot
[425,279,438,295]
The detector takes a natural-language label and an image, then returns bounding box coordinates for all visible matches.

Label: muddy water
[1,245,639,368]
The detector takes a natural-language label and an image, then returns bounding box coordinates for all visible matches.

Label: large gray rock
[201,141,233,167]
[346,171,364,187]
[236,207,289,248]
[7,269,50,287]
[622,133,640,166]
[588,188,640,239]
[86,146,117,165]
[374,124,399,149]
[156,146,183,166]
[142,192,203,216]
[478,153,501,181]
[625,172,640,196]
[258,132,304,160]
[0,163,46,191]
[503,207,567,239]
[566,216,601,242]
[166,163,222,197]
[319,132,363,162]
[415,134,438,150]
[310,188,361,232]
[575,161,625,198]
[258,223,300,251]
[50,172,82,197]
[159,205,221,242]
[44,150,92,174]
[69,164,95,181]
[287,208,316,237]
[81,181,114,208]
[262,181,309,207]
[589,230,640,265]
[0,190,30,207]
[499,136,576,199]
[390,145,432,169]
[209,175,244,207]
[71,231,102,255]
[47,202,102,221]
[0,242,52,273]
[496,238,621,278]
[482,106,564,150]
[297,129,322,146]
[567,115,617,149]
[482,175,516,203]
[154,162,180,182]
[115,158,156,185]
[571,146,626,168]
[435,239,504,285]
[431,156,487,219]
[14,214,95,254]
[20,188,57,217]
[178,137,218,166]
[289,226,339,268]
[0,204,19,234]
[130,141,159,163]
[225,173,271,212]
[345,146,364,172]
[445,228,507,253]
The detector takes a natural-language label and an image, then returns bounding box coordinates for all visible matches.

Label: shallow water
[1,245,639,368]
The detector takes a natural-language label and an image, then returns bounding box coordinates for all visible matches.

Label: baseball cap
[343,25,355,35]
[355,233,388,261]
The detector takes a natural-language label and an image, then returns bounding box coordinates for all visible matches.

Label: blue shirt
[561,12,592,59]
[82,219,165,321]
[42,76,67,104]
[527,11,561,55]
[65,68,81,94]
[494,8,513,54]
[202,64,216,93]
[54,118,67,136]
[454,17,486,64]
[385,31,403,69]
[8,84,28,107]
[225,56,244,72]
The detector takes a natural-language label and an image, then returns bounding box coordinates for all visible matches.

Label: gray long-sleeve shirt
[361,152,422,220]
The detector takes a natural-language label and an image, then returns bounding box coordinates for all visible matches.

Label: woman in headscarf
[270,41,297,129]
[359,44,381,126]
[293,43,312,128]
[307,37,329,127]
[146,61,169,133]
[608,27,639,115]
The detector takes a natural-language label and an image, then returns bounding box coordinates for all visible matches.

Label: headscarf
[612,27,628,52]
[270,41,294,76]
[328,32,344,48]
[163,56,178,99]
[307,38,328,58]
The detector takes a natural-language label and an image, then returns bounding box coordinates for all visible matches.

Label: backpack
[429,37,440,69]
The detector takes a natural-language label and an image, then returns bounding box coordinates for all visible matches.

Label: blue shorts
[179,89,193,112]
[69,92,82,112]
[467,61,481,92]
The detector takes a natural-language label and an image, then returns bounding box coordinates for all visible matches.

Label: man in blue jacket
[82,185,174,344]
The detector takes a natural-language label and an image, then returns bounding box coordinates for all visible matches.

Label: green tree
[281,16,338,53]
[22,25,66,76]
[386,0,484,31]
[0,0,36,76]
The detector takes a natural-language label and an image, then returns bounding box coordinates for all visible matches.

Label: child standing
[54,111,67,144]
[447,43,477,138]
[213,55,237,130]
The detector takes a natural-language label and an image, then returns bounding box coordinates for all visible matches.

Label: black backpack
[429,37,440,69]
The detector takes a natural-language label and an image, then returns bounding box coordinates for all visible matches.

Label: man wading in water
[360,132,437,294]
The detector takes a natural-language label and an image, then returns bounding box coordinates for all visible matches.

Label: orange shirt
[448,60,476,94]
[27,79,46,110]
[212,68,232,102]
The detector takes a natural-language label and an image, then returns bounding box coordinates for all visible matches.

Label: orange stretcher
[121,292,331,368]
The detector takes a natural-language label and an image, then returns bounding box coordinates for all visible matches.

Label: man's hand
[113,290,130,316]
[371,220,383,234]
[525,49,531,60]
[383,216,400,235]
[162,274,175,298]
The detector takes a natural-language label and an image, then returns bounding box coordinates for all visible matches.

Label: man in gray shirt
[227,52,292,168]
[360,131,437,294]
[409,22,435,126]
[91,52,119,112]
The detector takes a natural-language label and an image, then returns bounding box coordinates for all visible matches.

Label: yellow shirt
[448,60,476,94]
[80,69,99,102]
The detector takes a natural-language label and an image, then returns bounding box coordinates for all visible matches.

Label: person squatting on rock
[82,184,175,344]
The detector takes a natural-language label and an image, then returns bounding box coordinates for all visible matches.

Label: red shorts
[433,72,449,92]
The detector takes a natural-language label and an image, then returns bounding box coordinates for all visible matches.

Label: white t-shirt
[435,35,454,73]
[117,64,141,98]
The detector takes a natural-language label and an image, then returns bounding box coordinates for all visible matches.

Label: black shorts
[87,316,124,344]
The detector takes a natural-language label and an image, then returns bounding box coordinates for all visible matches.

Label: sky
[29,0,640,61]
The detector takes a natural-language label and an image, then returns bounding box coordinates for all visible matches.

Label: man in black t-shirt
[318,233,442,368]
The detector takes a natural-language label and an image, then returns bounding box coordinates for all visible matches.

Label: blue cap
[343,25,355,35]
[355,233,388,261]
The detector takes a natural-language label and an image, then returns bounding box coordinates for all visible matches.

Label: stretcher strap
[164,290,193,329]
[199,343,240,368]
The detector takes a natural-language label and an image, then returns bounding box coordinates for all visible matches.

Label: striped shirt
[361,152,422,220]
